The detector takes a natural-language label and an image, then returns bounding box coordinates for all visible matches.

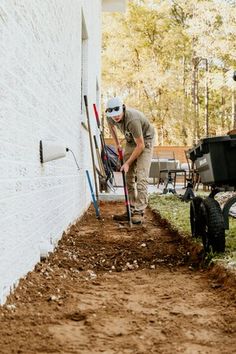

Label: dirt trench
[1,201,236,354]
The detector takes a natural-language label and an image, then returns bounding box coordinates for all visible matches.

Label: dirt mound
[0,202,236,354]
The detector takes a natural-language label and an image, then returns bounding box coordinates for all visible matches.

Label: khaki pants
[124,141,153,213]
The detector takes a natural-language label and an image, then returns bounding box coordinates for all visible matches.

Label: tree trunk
[192,57,199,143]
[232,90,236,129]
[204,59,209,137]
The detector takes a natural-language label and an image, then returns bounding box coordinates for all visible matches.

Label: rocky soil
[0,201,236,354]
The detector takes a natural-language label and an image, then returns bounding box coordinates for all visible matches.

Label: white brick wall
[0,0,102,304]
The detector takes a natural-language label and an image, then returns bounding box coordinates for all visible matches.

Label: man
[106,96,155,224]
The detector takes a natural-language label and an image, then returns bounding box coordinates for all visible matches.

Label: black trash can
[188,135,236,186]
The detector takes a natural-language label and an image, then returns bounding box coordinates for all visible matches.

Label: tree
[102,0,236,145]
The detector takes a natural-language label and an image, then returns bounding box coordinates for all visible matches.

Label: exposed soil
[1,201,236,354]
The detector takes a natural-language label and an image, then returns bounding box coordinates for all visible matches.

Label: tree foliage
[102,0,236,145]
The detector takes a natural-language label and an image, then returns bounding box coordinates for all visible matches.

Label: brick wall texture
[0,0,102,303]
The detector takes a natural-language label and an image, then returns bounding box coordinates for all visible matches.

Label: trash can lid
[199,135,231,144]
[187,135,233,161]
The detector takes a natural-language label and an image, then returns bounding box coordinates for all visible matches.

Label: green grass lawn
[148,192,236,266]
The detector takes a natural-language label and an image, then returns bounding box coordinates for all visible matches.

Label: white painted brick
[0,0,102,304]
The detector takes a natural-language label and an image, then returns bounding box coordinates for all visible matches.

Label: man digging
[106,97,155,224]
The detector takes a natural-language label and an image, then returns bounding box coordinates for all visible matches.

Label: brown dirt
[1,201,236,354]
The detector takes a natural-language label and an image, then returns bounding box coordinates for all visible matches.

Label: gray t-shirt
[107,107,155,146]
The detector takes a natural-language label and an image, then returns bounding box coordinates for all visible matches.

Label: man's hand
[122,136,145,170]
[120,162,129,173]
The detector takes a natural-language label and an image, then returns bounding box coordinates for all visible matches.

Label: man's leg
[124,145,136,212]
[113,143,153,223]
[134,144,153,214]
[113,145,135,221]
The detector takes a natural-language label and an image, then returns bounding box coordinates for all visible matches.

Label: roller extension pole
[84,96,99,202]
[86,170,101,219]
[118,147,132,227]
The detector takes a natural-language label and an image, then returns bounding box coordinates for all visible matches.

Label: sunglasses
[106,106,121,113]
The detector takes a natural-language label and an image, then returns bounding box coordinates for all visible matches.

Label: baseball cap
[106,97,123,117]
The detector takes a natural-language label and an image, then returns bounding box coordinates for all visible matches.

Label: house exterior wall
[0,0,102,304]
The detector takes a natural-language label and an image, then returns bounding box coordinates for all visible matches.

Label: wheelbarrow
[188,134,236,253]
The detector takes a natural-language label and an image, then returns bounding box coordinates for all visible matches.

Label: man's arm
[120,135,145,173]
[108,123,121,150]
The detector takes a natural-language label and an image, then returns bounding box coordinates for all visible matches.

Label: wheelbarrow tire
[200,197,225,253]
[190,196,203,238]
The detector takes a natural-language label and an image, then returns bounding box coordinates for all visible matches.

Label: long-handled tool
[84,96,99,203]
[86,170,101,219]
[93,134,109,192]
[93,135,106,177]
[93,103,115,187]
[118,147,132,227]
[93,103,104,145]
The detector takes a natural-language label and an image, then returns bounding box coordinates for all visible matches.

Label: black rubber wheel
[190,196,203,238]
[199,197,225,253]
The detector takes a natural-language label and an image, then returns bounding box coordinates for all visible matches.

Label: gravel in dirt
[1,201,236,354]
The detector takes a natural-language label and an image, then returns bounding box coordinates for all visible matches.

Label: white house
[0,0,126,304]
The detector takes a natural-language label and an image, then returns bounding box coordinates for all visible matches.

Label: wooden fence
[104,138,189,164]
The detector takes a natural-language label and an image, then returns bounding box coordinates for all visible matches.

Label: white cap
[106,97,123,117]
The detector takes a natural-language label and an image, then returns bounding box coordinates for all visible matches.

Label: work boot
[131,212,144,225]
[113,205,135,222]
